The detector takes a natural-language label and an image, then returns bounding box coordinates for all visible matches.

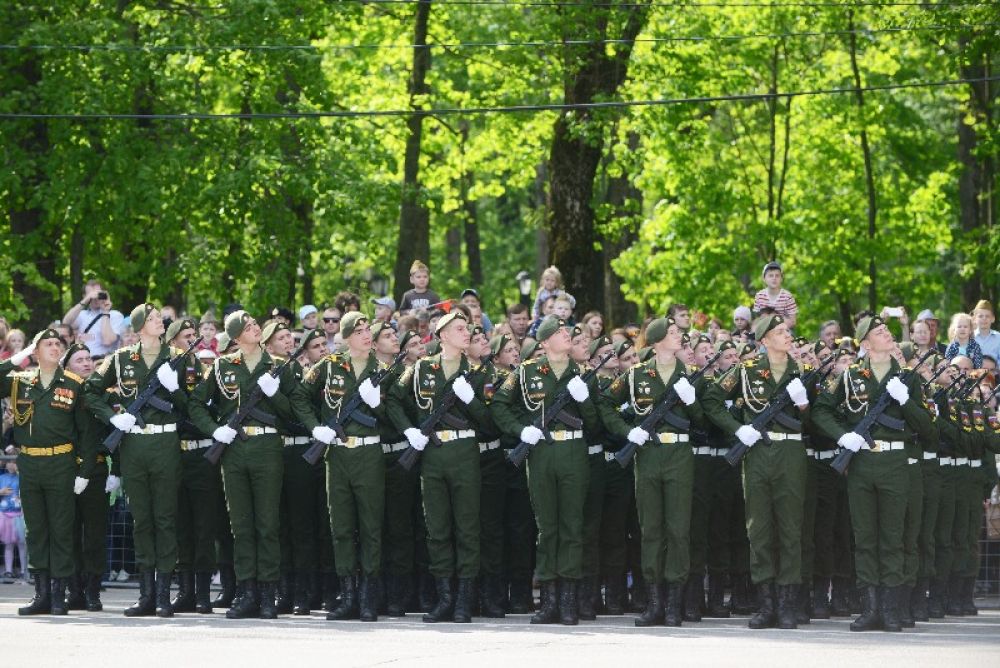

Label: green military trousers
[75,458,108,576]
[119,435,181,573]
[221,434,283,582]
[634,440,693,584]
[422,438,480,578]
[917,458,942,579]
[327,442,385,577]
[383,446,420,576]
[902,458,924,586]
[527,439,588,582]
[847,449,909,587]
[479,445,506,578]
[19,451,76,577]
[176,448,221,572]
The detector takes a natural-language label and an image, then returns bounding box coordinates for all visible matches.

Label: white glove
[520,425,544,445]
[735,424,763,447]
[886,377,909,405]
[838,432,866,453]
[673,377,696,406]
[4,445,15,455]
[627,427,650,445]
[358,378,381,409]
[110,413,137,432]
[404,427,429,451]
[312,425,336,445]
[452,376,475,405]
[213,425,237,444]
[257,373,280,397]
[9,342,36,366]
[74,477,89,495]
[105,475,121,493]
[156,364,180,393]
[786,378,809,407]
[567,376,590,402]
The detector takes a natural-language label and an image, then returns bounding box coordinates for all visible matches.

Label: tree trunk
[601,131,641,326]
[392,0,433,305]
[848,11,878,312]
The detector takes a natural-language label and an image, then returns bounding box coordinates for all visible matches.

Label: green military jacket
[812,356,935,447]
[490,355,600,442]
[599,357,706,442]
[188,349,299,438]
[84,342,189,429]
[377,363,409,447]
[297,351,385,438]
[702,352,809,438]
[178,353,210,441]
[385,353,492,438]
[0,360,92,459]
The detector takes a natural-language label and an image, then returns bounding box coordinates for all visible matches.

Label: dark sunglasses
[323,317,341,323]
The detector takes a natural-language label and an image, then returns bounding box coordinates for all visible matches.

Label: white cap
[298,305,318,321]
[733,305,752,322]
[916,309,938,322]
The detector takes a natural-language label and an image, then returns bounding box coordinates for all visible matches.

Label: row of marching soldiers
[3,304,997,632]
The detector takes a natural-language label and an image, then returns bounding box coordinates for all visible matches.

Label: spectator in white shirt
[61,279,123,357]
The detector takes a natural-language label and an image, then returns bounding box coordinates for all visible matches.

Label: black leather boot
[578,576,596,621]
[227,580,259,619]
[124,571,156,617]
[706,574,731,618]
[50,577,68,615]
[308,571,323,610]
[776,584,799,629]
[830,577,853,617]
[634,582,664,627]
[629,574,647,612]
[195,572,213,614]
[453,578,474,623]
[328,576,358,620]
[360,575,379,622]
[155,571,174,617]
[897,584,914,628]
[530,580,559,624]
[730,574,756,615]
[664,582,684,627]
[323,572,340,611]
[927,578,946,618]
[604,575,625,615]
[559,578,579,625]
[85,572,104,612]
[795,584,810,625]
[418,571,437,613]
[275,571,293,615]
[962,576,978,616]
[811,577,831,619]
[212,565,236,608]
[292,571,311,616]
[423,577,454,623]
[386,574,407,617]
[683,577,703,622]
[508,577,534,614]
[945,575,964,616]
[748,581,777,629]
[479,575,505,618]
[18,572,51,616]
[850,585,882,631]
[910,578,929,621]
[171,570,195,612]
[881,586,901,632]
[66,572,86,610]
[258,581,277,619]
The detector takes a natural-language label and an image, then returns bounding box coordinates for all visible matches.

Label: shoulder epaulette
[522,358,539,367]
[687,364,699,374]
[62,370,84,384]
[170,346,184,356]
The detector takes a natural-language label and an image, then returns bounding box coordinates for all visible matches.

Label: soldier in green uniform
[492,316,599,625]
[378,327,423,616]
[387,311,492,623]
[163,318,218,615]
[296,312,386,622]
[596,336,631,615]
[63,343,118,612]
[188,310,303,619]
[812,316,935,632]
[85,304,185,618]
[2,331,91,615]
[469,326,508,618]
[702,315,811,630]
[211,332,238,610]
[600,317,703,627]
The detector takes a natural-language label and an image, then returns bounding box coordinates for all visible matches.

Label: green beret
[470,324,485,338]
[370,320,392,341]
[520,338,539,360]
[694,334,713,348]
[812,340,830,357]
[681,332,691,347]
[261,320,289,345]
[301,328,325,348]
[751,314,784,341]
[399,330,419,350]
[490,334,510,357]
[714,339,737,354]
[224,310,252,341]
[535,315,566,343]
[644,317,672,346]
[166,318,196,344]
[434,311,468,337]
[835,347,855,360]
[340,312,368,339]
[32,328,63,347]
[588,335,612,359]
[130,303,156,332]
[738,342,758,358]
[570,324,586,339]
[61,342,89,368]
[639,346,655,362]
[613,339,634,357]
[425,339,441,356]
[792,336,810,349]
[855,316,885,343]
